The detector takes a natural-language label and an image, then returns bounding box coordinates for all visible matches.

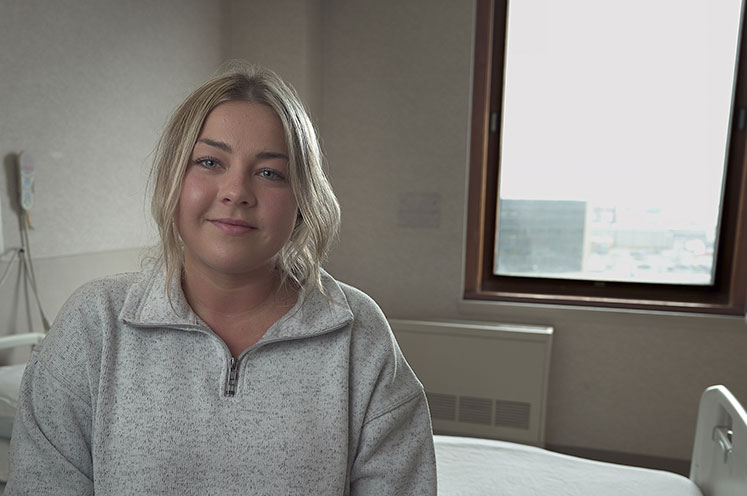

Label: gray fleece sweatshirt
[6,266,436,495]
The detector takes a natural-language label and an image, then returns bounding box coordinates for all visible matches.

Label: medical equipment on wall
[0,152,50,332]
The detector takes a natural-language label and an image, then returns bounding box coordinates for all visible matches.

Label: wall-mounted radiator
[389,319,553,447]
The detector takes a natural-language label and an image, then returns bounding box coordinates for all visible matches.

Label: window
[464,0,747,314]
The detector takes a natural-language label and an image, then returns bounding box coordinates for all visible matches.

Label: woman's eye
[259,169,285,181]
[195,158,219,169]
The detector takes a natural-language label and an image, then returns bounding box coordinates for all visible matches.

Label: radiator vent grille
[426,392,456,421]
[391,318,552,446]
[495,400,531,429]
[425,393,532,430]
[458,396,493,425]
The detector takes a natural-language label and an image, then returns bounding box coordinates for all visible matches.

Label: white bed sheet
[0,364,27,484]
[0,365,26,439]
[434,435,703,496]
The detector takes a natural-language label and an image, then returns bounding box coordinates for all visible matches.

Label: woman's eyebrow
[196,139,287,160]
[197,138,232,153]
[257,151,289,160]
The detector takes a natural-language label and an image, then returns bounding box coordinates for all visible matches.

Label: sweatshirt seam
[364,389,422,425]
[36,355,90,405]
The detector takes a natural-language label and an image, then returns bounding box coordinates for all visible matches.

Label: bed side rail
[690,385,747,496]
[0,333,45,351]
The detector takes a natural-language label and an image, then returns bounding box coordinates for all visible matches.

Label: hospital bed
[435,385,747,496]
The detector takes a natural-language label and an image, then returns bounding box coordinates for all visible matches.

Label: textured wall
[321,0,474,316]
[223,0,323,122]
[0,0,223,258]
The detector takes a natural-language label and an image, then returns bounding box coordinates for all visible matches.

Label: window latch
[736,107,747,131]
[490,112,499,133]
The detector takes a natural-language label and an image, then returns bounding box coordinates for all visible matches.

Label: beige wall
[1,0,745,464]
[0,0,225,259]
[318,0,747,462]
[222,0,324,122]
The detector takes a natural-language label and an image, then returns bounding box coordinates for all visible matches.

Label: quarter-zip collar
[119,264,354,342]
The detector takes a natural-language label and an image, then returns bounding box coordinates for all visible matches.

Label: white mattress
[434,435,703,496]
[0,364,26,484]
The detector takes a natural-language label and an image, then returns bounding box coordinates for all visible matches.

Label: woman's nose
[220,171,256,206]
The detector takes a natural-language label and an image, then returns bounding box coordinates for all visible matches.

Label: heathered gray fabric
[6,266,436,495]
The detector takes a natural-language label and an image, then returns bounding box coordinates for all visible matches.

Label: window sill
[458,296,747,330]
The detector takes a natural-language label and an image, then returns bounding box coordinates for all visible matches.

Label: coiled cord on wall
[0,213,50,333]
[19,217,50,332]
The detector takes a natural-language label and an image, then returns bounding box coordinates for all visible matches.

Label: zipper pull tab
[225,357,239,397]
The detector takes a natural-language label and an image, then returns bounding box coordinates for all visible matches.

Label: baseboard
[546,443,691,476]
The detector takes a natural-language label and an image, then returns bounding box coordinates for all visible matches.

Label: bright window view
[494,0,744,285]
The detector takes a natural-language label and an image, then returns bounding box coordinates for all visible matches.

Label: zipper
[220,319,351,397]
[225,357,239,397]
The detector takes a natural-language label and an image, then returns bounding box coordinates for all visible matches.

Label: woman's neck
[180,263,299,356]
[181,262,289,320]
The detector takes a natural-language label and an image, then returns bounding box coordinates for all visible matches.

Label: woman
[7,63,437,495]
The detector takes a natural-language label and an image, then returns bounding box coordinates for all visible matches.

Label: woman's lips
[209,218,256,235]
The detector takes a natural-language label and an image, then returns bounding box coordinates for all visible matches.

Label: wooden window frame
[464,0,747,315]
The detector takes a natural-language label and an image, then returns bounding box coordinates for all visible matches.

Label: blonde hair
[150,62,340,297]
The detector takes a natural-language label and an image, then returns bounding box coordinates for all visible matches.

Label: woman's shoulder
[320,272,393,341]
[33,271,146,381]
[63,271,145,312]
[321,273,426,421]
[322,271,383,316]
[72,270,144,293]
[48,269,158,340]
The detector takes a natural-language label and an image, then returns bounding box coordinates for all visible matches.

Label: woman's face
[176,100,298,280]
